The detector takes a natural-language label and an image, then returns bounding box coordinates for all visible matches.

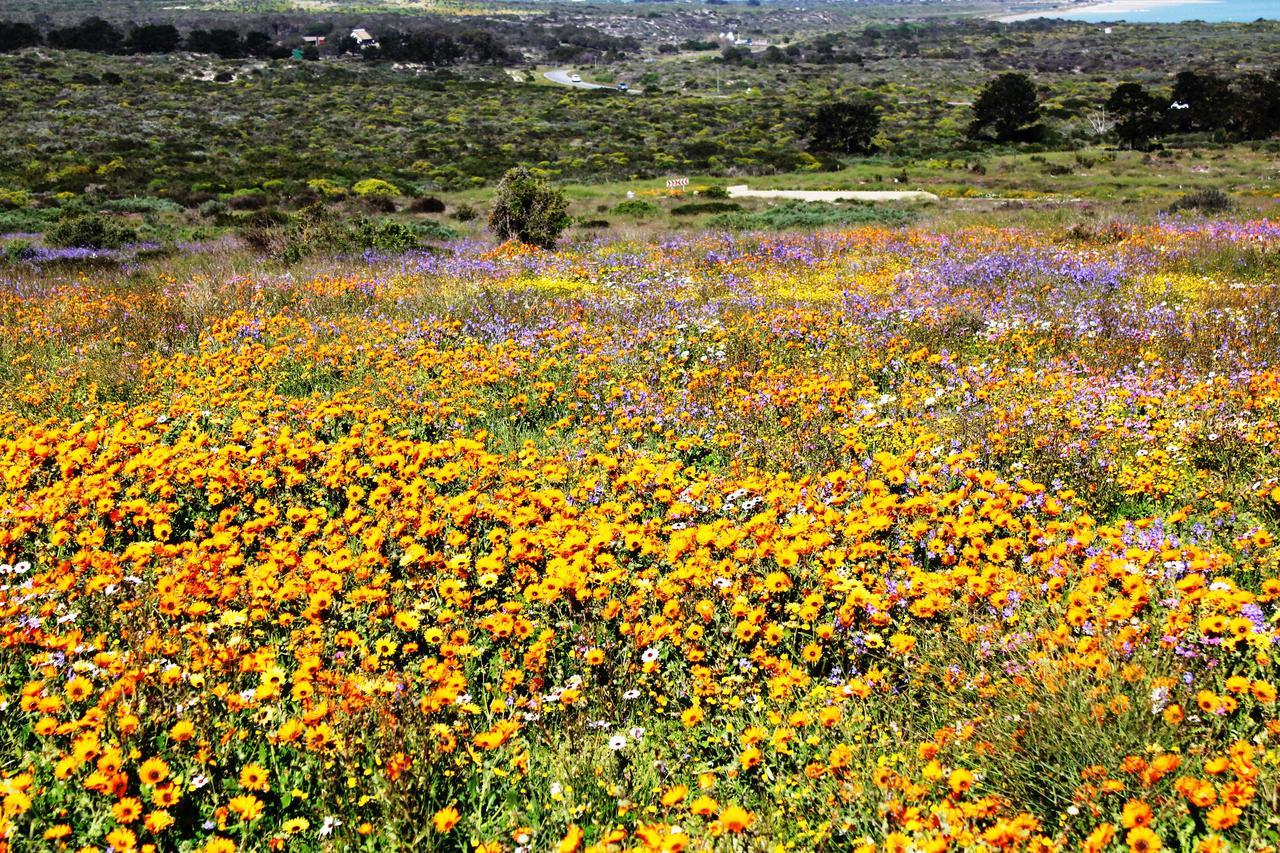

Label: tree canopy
[968,72,1042,143]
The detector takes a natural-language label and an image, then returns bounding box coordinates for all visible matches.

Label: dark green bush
[0,208,54,233]
[450,204,478,222]
[1166,188,1233,214]
[415,220,461,242]
[2,239,35,263]
[353,218,421,253]
[708,200,915,231]
[410,196,447,213]
[103,197,183,214]
[670,201,742,216]
[488,167,568,249]
[612,199,659,217]
[45,214,137,249]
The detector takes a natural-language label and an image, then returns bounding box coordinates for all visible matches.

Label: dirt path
[726,185,940,203]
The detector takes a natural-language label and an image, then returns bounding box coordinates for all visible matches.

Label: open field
[2,1,1280,850]
[2,220,1280,851]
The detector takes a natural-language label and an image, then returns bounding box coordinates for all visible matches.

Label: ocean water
[1049,0,1278,23]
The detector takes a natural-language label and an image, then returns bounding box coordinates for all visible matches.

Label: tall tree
[1170,70,1232,134]
[1231,70,1280,141]
[803,97,882,156]
[968,73,1042,143]
[126,24,180,54]
[46,17,122,53]
[186,28,243,58]
[0,20,42,52]
[1107,82,1165,150]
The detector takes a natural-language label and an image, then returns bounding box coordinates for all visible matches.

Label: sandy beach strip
[995,0,1219,22]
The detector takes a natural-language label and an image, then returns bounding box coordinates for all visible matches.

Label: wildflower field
[2,221,1280,852]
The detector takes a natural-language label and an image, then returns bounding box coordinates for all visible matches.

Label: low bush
[358,195,398,214]
[410,196,447,213]
[352,178,400,198]
[1166,188,1233,214]
[227,193,268,211]
[612,199,659,217]
[103,196,183,214]
[671,201,742,216]
[708,200,915,231]
[0,208,53,233]
[0,188,30,210]
[415,219,461,242]
[1,239,35,263]
[353,218,420,254]
[450,204,478,222]
[242,205,459,263]
[45,214,137,249]
[307,178,347,199]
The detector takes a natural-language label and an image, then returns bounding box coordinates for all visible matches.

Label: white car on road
[570,73,582,83]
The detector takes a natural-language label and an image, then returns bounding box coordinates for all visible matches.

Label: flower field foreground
[2,222,1280,852]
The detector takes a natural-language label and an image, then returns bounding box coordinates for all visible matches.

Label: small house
[350,29,378,49]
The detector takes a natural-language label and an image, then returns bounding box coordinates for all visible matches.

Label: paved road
[544,70,611,90]
[727,185,940,203]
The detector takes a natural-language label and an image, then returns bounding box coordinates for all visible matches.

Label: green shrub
[307,179,347,199]
[450,204,478,222]
[488,167,568,249]
[415,220,460,241]
[198,200,228,218]
[227,191,268,211]
[699,185,730,199]
[243,205,458,263]
[670,201,742,216]
[0,208,54,233]
[45,214,137,249]
[708,201,915,231]
[0,188,30,210]
[611,199,658,217]
[2,239,35,263]
[352,178,400,198]
[353,218,421,253]
[1166,188,1233,214]
[103,196,183,214]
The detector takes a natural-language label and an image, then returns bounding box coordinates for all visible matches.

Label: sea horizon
[1002,0,1278,23]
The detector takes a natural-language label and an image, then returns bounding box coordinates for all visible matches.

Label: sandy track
[726,185,939,202]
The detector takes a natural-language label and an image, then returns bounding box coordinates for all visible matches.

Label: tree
[126,24,180,54]
[186,28,243,58]
[242,31,275,58]
[46,17,123,53]
[1169,70,1232,134]
[803,98,881,156]
[1107,82,1164,150]
[1231,70,1280,141]
[459,30,510,64]
[0,20,42,52]
[968,72,1042,143]
[488,167,568,250]
[761,45,790,64]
